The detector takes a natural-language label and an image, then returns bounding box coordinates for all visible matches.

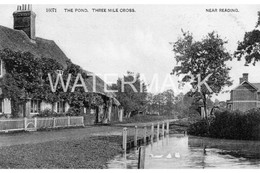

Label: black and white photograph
[0,0,259,169]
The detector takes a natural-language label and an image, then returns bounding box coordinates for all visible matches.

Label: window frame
[30,99,41,114]
[57,101,66,113]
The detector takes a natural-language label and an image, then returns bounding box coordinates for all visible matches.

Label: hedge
[188,108,260,140]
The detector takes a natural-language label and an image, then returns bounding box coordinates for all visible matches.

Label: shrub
[188,108,260,140]
[36,109,66,117]
[36,109,56,117]
[65,107,82,117]
[0,113,9,119]
[187,119,208,136]
[35,107,85,118]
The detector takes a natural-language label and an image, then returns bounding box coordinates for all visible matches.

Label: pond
[106,134,260,169]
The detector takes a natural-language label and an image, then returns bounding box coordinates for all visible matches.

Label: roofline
[231,81,259,91]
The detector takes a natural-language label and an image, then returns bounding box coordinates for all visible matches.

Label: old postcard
[0,1,259,170]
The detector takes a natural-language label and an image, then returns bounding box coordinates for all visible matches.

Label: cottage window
[31,100,41,114]
[57,101,66,113]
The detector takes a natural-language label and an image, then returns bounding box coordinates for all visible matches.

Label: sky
[1,4,260,101]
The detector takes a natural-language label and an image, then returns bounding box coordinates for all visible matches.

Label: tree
[173,92,200,120]
[111,72,148,117]
[235,12,260,65]
[171,31,233,118]
[152,93,165,115]
[162,89,175,115]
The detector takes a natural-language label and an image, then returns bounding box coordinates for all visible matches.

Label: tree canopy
[235,12,260,65]
[171,31,233,117]
[111,72,148,117]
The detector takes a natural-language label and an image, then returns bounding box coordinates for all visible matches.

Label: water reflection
[106,134,260,169]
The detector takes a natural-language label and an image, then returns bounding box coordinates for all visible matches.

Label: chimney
[242,73,248,82]
[13,4,36,40]
[239,77,243,84]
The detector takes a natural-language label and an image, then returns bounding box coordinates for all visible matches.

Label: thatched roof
[0,25,68,67]
[0,25,119,105]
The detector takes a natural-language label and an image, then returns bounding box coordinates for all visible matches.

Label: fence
[0,116,84,133]
[122,120,177,151]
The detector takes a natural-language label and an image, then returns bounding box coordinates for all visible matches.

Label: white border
[0,1,260,173]
[1,0,260,5]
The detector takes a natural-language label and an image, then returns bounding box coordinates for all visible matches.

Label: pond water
[106,134,260,169]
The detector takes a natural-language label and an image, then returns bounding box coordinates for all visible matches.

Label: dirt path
[0,120,181,148]
[0,125,124,147]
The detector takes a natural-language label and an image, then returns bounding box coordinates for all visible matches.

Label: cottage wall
[232,83,257,101]
[232,102,256,112]
[230,82,258,112]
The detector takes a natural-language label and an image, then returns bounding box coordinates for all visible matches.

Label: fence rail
[0,116,84,133]
[122,120,173,151]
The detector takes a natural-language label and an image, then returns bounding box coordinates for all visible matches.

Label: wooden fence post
[81,116,84,126]
[34,117,37,130]
[122,127,127,151]
[143,125,147,144]
[53,117,56,128]
[157,123,160,139]
[151,123,154,142]
[24,117,27,131]
[68,116,70,126]
[134,126,138,147]
[119,109,123,122]
[138,146,145,169]
[166,121,169,135]
[162,121,165,137]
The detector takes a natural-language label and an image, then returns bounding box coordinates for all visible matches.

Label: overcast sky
[1,4,260,101]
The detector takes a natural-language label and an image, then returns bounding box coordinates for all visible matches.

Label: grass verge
[0,135,123,169]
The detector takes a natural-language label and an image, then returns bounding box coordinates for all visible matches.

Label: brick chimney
[239,73,249,84]
[242,73,248,82]
[13,4,36,40]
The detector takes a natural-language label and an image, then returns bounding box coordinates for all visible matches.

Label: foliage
[147,89,177,116]
[36,109,55,117]
[235,11,260,65]
[147,90,205,120]
[111,71,148,117]
[65,107,84,117]
[0,48,105,117]
[36,109,66,117]
[187,119,208,136]
[171,31,233,117]
[235,30,260,65]
[188,109,260,140]
[0,49,53,117]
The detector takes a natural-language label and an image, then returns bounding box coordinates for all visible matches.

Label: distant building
[227,73,260,112]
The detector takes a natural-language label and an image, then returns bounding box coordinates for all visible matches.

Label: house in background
[0,5,120,119]
[227,73,260,112]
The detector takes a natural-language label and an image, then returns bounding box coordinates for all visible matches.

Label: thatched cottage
[0,5,121,122]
